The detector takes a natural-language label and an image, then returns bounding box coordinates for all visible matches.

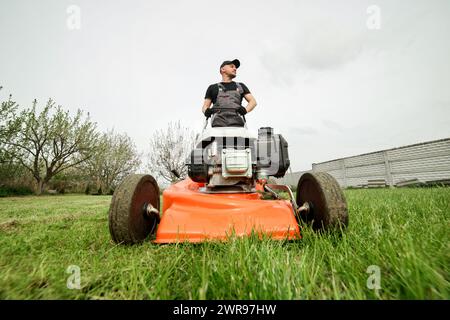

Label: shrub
[0,186,34,197]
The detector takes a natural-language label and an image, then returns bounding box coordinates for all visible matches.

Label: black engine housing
[256,127,290,178]
[187,127,290,182]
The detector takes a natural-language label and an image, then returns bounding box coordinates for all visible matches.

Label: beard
[228,73,236,79]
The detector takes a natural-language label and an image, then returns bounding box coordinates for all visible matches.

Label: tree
[1,98,99,194]
[0,91,29,188]
[147,121,196,183]
[82,129,141,194]
[0,89,21,164]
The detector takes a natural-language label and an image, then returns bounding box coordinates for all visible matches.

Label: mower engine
[187,126,290,193]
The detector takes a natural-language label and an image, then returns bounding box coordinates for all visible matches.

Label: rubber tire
[296,172,348,231]
[109,174,160,244]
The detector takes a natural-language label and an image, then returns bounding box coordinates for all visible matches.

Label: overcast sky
[1,0,449,172]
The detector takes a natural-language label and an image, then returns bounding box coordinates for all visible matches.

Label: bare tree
[1,98,99,194]
[83,129,141,193]
[147,121,196,183]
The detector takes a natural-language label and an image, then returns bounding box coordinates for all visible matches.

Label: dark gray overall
[211,82,245,127]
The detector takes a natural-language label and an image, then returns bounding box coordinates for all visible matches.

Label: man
[202,59,257,127]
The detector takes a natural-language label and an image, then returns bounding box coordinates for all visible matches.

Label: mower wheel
[109,174,160,244]
[296,172,348,231]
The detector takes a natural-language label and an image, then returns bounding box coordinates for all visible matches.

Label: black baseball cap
[220,59,240,69]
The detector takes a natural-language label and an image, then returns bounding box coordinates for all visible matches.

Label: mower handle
[206,106,246,117]
[203,107,247,130]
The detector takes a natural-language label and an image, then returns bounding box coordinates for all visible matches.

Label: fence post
[383,151,394,187]
[341,159,347,188]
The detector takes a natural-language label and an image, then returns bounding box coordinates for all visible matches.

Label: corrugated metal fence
[279,138,450,188]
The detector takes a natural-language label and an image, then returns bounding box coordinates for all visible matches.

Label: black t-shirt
[204,82,251,104]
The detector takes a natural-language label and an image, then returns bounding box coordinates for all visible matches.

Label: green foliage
[0,159,35,196]
[1,98,99,194]
[1,92,141,195]
[0,188,448,299]
[0,186,33,197]
[0,161,28,185]
[0,92,21,164]
[81,129,141,193]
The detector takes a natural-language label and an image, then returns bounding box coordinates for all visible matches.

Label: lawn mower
[109,107,348,244]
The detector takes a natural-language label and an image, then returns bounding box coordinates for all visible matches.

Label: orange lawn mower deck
[155,178,300,243]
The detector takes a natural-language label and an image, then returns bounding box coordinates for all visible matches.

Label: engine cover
[221,148,253,178]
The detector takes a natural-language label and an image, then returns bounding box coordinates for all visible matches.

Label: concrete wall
[280,138,450,188]
[275,170,311,187]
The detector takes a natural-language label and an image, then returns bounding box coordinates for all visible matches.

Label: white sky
[1,0,449,171]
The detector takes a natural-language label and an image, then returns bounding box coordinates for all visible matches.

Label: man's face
[221,64,237,78]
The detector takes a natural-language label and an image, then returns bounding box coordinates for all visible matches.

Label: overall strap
[235,82,243,94]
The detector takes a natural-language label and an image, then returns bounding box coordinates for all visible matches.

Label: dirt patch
[0,211,102,232]
[0,219,21,232]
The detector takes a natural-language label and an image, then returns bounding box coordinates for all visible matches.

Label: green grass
[0,189,449,299]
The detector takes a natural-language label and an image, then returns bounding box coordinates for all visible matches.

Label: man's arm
[243,93,257,113]
[202,98,212,113]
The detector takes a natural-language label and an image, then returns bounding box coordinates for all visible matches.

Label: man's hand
[204,108,213,118]
[237,106,247,116]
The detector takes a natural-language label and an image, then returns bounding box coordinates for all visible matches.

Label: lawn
[0,188,448,299]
